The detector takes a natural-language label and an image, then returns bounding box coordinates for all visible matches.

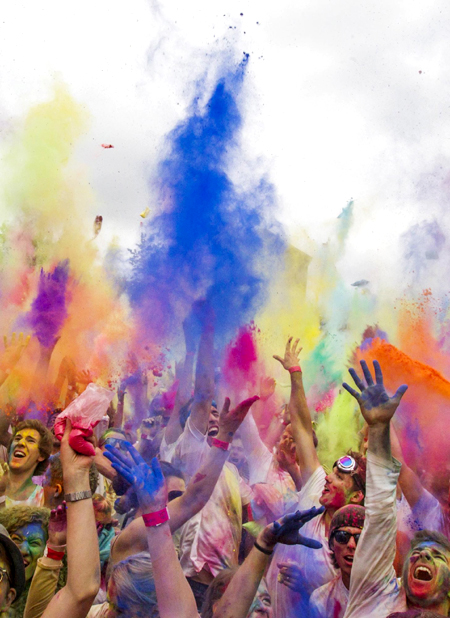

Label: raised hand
[260,376,276,401]
[0,332,31,372]
[104,442,167,513]
[216,395,260,442]
[273,337,302,372]
[343,360,408,426]
[277,433,297,470]
[277,562,303,592]
[48,503,68,547]
[258,506,324,551]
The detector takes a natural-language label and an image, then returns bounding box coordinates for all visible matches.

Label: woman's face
[10,522,46,581]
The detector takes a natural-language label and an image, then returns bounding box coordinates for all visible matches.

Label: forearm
[24,559,62,618]
[191,325,214,434]
[170,443,228,530]
[289,372,320,480]
[214,546,269,618]
[166,354,194,444]
[146,523,198,618]
[368,423,391,461]
[285,464,302,491]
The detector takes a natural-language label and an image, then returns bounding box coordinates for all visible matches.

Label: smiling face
[403,541,450,610]
[330,526,361,581]
[229,438,246,468]
[320,467,361,511]
[9,429,44,475]
[10,523,46,581]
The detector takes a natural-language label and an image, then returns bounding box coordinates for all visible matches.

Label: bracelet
[64,490,92,503]
[211,438,230,451]
[254,540,273,556]
[45,545,66,561]
[142,507,170,527]
[288,365,302,374]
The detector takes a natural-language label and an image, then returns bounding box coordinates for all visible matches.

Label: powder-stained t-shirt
[266,466,336,618]
[309,573,349,618]
[166,417,251,578]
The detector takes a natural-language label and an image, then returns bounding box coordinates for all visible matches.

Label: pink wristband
[142,507,170,527]
[288,365,302,374]
[212,437,230,451]
[46,546,65,561]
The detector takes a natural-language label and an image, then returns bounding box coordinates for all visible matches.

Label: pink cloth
[54,384,114,456]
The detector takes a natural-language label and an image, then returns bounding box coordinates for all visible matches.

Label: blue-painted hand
[104,441,167,512]
[343,360,408,426]
[264,506,324,549]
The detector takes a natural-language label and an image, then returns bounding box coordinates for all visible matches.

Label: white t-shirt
[165,417,251,578]
[266,466,336,618]
[309,573,349,618]
[343,452,407,618]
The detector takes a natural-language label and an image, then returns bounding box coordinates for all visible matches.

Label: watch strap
[64,490,92,503]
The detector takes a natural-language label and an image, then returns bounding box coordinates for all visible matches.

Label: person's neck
[341,569,351,590]
[323,508,335,536]
[8,469,36,497]
[408,598,449,616]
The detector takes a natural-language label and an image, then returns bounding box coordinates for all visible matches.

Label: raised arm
[274,337,319,484]
[342,360,407,618]
[42,421,100,618]
[214,507,324,618]
[189,302,215,435]
[106,445,198,618]
[164,312,197,445]
[109,395,259,563]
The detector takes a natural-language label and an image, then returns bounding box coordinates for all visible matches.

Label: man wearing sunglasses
[309,504,365,618]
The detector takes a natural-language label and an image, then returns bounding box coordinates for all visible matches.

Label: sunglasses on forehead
[332,530,361,545]
[334,455,357,473]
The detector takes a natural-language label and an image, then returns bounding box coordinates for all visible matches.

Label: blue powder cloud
[127,54,285,343]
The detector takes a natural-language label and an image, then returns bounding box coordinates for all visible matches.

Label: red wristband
[142,507,170,527]
[288,365,302,374]
[212,437,230,451]
[46,546,65,561]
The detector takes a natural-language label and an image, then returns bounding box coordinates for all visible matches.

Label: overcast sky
[1,0,449,292]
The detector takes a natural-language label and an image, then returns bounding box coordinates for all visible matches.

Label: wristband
[211,437,230,451]
[254,540,273,555]
[288,365,302,374]
[142,507,170,527]
[64,490,92,503]
[45,545,66,561]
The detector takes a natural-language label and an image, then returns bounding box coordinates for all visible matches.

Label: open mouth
[13,450,26,459]
[343,556,354,565]
[208,426,219,437]
[413,565,433,581]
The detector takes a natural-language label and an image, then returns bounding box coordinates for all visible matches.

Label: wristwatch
[64,490,92,503]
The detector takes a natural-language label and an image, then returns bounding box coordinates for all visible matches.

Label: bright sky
[1,0,449,289]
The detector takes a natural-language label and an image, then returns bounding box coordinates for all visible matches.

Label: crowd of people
[0,307,447,618]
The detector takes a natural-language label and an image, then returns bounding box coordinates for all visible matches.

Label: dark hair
[201,567,238,618]
[46,453,99,494]
[410,529,450,554]
[347,450,367,499]
[159,461,184,482]
[0,506,50,537]
[12,420,53,476]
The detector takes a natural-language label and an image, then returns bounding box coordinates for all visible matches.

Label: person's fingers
[125,442,146,467]
[62,419,72,440]
[273,355,284,366]
[360,360,374,386]
[277,562,294,569]
[348,368,365,392]
[291,338,300,355]
[342,383,361,402]
[151,457,165,488]
[104,445,133,469]
[236,395,260,417]
[373,360,383,385]
[296,534,323,549]
[285,337,293,355]
[392,384,408,405]
[220,397,231,416]
[111,462,135,485]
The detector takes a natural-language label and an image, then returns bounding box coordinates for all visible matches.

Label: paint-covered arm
[42,421,100,618]
[237,411,273,485]
[214,507,324,618]
[189,301,215,435]
[274,337,320,484]
[342,360,407,618]
[165,312,197,444]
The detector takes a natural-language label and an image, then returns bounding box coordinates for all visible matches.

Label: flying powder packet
[54,383,114,456]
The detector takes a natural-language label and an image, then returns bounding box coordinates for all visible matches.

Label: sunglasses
[333,530,361,545]
[102,437,126,449]
[334,455,357,473]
